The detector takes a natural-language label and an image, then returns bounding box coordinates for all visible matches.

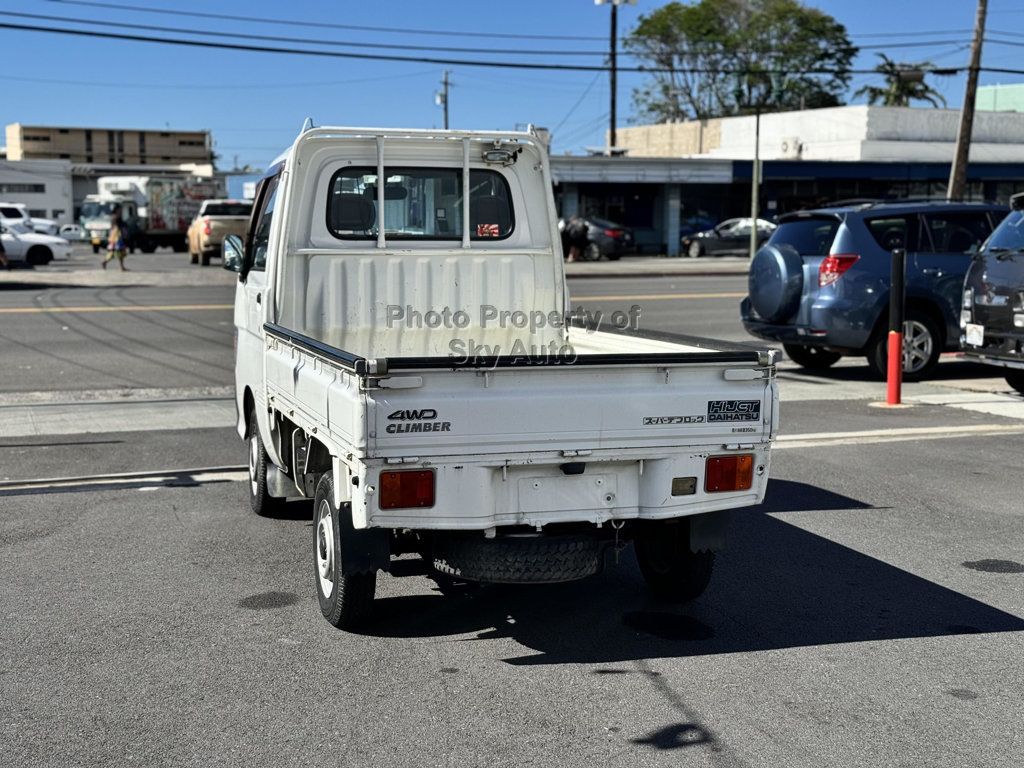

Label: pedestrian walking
[102,207,128,271]
[564,215,588,263]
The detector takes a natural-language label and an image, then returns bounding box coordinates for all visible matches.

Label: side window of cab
[247,173,281,272]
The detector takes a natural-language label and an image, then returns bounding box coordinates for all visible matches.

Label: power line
[552,73,604,134]
[4,11,612,56]
[4,20,983,76]
[1,70,437,91]
[42,0,611,41]
[19,7,976,57]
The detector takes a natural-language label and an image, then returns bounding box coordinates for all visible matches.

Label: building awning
[550,156,733,185]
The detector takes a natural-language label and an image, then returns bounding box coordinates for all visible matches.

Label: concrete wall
[0,159,74,223]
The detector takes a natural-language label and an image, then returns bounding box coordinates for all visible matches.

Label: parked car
[683,217,776,258]
[0,221,73,265]
[558,216,634,260]
[227,125,778,629]
[59,223,85,241]
[741,200,1007,380]
[186,199,253,266]
[961,193,1024,394]
[0,202,59,236]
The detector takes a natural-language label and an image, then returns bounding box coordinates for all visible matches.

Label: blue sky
[2,0,1023,170]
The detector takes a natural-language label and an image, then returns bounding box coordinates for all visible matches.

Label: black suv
[962,193,1024,394]
[742,200,1008,380]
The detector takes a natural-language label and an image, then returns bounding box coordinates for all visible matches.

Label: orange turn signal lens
[705,454,754,493]
[379,469,435,509]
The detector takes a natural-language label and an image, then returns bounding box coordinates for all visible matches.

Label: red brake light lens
[604,228,623,238]
[818,254,859,287]
[379,470,435,509]
[705,454,754,493]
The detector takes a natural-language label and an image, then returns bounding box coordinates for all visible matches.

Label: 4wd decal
[387,408,451,434]
[643,415,705,425]
[707,400,761,422]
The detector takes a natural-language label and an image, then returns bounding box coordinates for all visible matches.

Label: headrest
[331,193,375,232]
[470,195,510,232]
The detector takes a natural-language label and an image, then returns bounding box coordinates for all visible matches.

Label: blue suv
[741,201,1007,380]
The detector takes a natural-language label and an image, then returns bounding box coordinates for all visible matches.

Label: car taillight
[705,454,754,493]
[379,469,435,509]
[604,228,623,238]
[202,218,211,236]
[818,254,859,287]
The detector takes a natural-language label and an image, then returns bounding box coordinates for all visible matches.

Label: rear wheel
[1006,371,1024,395]
[91,243,100,255]
[867,311,942,381]
[246,408,288,517]
[634,519,715,603]
[201,251,212,266]
[189,251,199,265]
[314,473,376,629]
[783,343,842,370]
[582,242,602,262]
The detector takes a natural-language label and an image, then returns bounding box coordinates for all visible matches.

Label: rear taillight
[705,454,754,493]
[379,470,435,509]
[202,217,211,236]
[604,228,623,238]
[818,254,859,287]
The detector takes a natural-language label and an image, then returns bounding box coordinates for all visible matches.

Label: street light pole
[948,0,988,200]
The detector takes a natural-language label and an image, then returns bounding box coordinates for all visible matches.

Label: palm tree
[854,54,947,108]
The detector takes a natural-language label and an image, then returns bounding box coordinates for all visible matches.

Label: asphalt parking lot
[2,246,1022,767]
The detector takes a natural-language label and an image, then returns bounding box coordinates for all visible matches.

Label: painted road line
[0,398,236,438]
[777,423,1024,450]
[571,292,746,302]
[0,303,233,314]
[0,465,248,496]
[0,386,235,408]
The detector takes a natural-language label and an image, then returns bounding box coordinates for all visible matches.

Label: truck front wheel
[314,473,376,629]
[634,519,715,602]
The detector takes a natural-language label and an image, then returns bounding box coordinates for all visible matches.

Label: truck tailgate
[368,362,775,458]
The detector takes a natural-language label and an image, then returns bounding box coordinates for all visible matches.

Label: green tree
[853,54,947,108]
[625,0,857,122]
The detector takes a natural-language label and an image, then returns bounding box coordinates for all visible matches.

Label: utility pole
[749,108,761,260]
[436,71,450,130]
[948,0,988,200]
[595,0,635,153]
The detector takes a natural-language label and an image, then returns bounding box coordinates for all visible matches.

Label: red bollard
[886,248,906,406]
[886,330,903,405]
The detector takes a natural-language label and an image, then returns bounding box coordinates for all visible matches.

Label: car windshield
[768,216,841,255]
[203,202,252,217]
[984,210,1024,252]
[81,201,119,218]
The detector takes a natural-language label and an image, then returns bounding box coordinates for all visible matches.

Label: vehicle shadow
[356,479,1024,665]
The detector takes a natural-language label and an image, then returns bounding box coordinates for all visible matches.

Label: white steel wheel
[902,319,934,375]
[248,432,259,499]
[687,240,703,258]
[313,472,376,629]
[316,499,336,599]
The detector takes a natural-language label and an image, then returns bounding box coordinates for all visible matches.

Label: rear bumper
[353,446,772,532]
[740,296,872,352]
[962,331,1024,370]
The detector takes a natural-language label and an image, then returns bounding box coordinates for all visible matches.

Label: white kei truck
[225,124,779,629]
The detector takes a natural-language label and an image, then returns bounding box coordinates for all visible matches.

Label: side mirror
[222,234,244,273]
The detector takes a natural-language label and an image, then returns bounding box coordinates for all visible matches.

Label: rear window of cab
[326,166,514,241]
[768,217,840,256]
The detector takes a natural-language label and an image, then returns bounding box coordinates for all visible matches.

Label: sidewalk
[564,256,750,278]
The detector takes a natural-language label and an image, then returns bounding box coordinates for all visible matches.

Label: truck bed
[262,321,777,531]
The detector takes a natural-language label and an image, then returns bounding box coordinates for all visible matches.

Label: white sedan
[0,222,73,265]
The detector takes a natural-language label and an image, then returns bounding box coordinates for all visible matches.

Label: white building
[616,105,1024,163]
[0,159,74,224]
